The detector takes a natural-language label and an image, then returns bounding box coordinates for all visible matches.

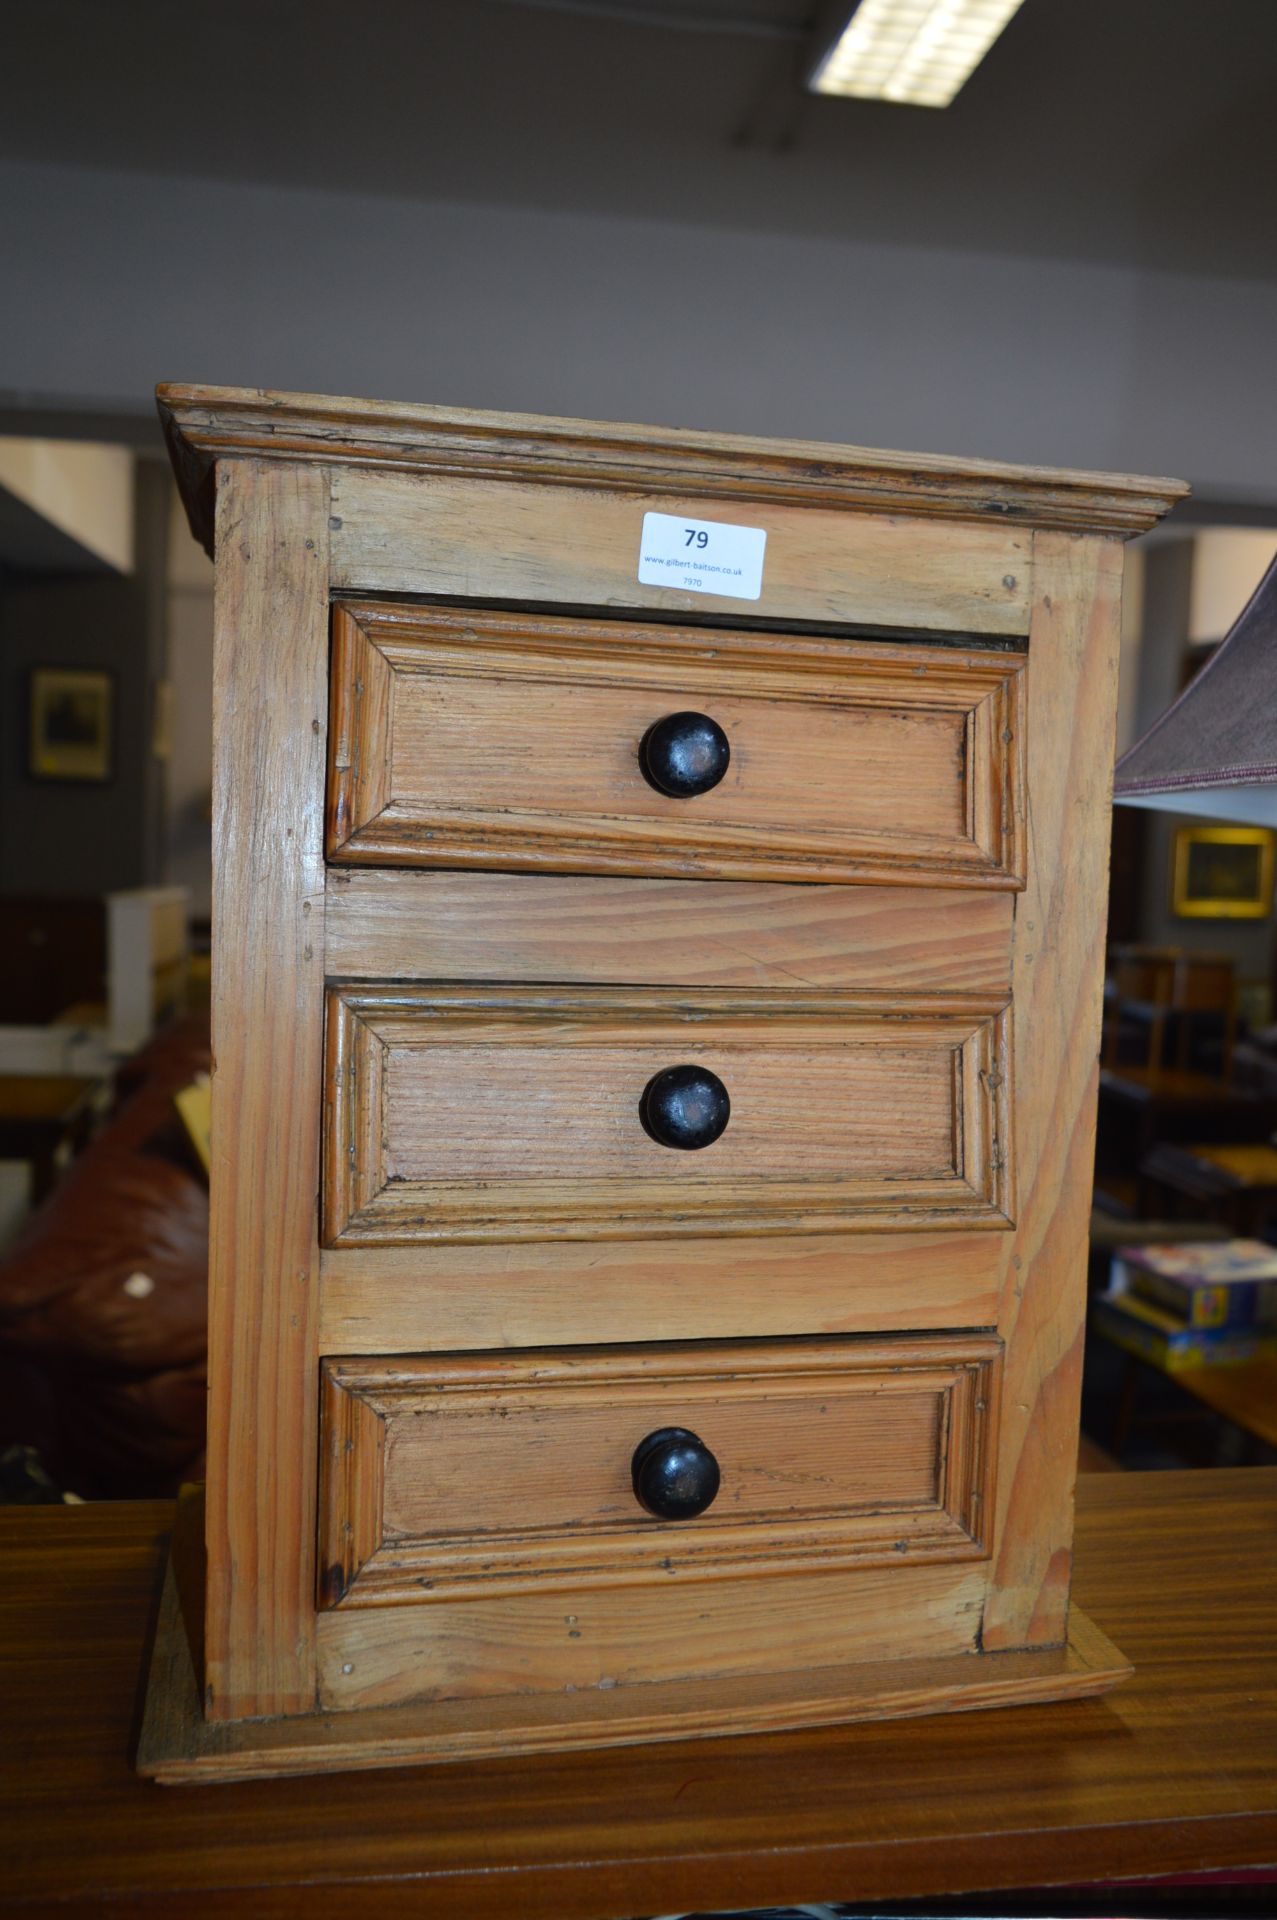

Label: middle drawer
[322,984,1013,1246]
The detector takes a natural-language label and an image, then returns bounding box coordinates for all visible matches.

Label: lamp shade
[1114,551,1277,825]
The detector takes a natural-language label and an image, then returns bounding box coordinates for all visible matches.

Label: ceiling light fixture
[810,0,1025,108]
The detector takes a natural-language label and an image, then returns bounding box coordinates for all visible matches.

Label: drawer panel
[318,1333,1002,1609]
[322,985,1014,1245]
[327,603,1025,888]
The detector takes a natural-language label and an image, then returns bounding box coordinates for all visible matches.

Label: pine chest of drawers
[140,385,1183,1781]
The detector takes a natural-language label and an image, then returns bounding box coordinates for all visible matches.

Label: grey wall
[3,158,1277,502]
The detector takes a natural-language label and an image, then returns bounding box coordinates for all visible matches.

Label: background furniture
[1102,944,1237,1077]
[105,887,190,1056]
[1096,1065,1277,1201]
[0,884,193,1244]
[1138,1140,1277,1236]
[0,898,106,1028]
[1170,1353,1277,1452]
[0,1073,97,1206]
[1096,1324,1277,1463]
[4,1472,1276,1915]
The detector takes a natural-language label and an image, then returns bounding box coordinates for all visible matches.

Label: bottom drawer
[318,1332,1001,1610]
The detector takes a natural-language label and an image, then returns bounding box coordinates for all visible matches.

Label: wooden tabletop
[3,1472,1276,1917]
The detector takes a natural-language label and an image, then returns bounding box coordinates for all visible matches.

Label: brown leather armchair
[0,1017,209,1497]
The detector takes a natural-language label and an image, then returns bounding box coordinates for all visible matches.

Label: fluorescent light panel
[811,0,1025,108]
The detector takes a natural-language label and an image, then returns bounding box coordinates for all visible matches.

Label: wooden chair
[1169,954,1237,1076]
[1103,944,1236,1078]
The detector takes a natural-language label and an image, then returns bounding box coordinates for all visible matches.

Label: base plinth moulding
[137,1495,1131,1786]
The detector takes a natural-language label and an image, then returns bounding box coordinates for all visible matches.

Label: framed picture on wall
[1171,824,1275,920]
[28,667,114,782]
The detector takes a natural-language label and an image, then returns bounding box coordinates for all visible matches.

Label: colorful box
[1094,1285,1273,1372]
[1112,1239,1277,1331]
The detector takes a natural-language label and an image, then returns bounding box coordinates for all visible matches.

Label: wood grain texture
[145,1550,1122,1773]
[203,458,330,1720]
[982,533,1126,1653]
[312,1598,1113,1731]
[324,868,1015,992]
[317,1334,1001,1610]
[317,1366,384,1608]
[157,382,1188,551]
[317,1228,1005,1353]
[322,985,1014,1244]
[327,601,1026,886]
[313,1561,990,1716]
[330,482,1034,636]
[7,1473,1272,1910]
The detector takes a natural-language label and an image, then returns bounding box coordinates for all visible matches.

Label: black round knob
[640,711,730,798]
[631,1427,721,1520]
[641,1064,730,1150]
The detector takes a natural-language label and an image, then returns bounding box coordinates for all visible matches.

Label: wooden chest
[140,385,1183,1780]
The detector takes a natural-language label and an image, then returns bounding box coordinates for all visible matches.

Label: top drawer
[328,603,1025,888]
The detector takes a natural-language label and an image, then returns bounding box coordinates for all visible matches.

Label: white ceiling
[2,0,1276,278]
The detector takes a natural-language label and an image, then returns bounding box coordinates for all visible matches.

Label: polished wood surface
[327,602,1026,886]
[5,1472,1275,1914]
[322,984,1013,1245]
